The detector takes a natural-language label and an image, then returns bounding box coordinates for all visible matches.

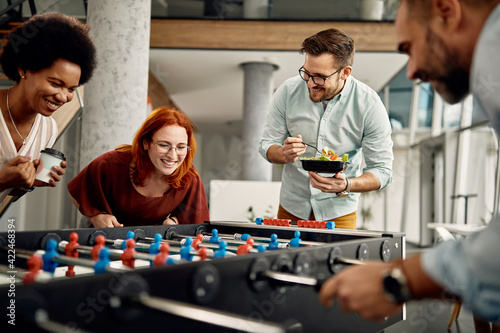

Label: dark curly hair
[300,28,355,69]
[0,12,96,84]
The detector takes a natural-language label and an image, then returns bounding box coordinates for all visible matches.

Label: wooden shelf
[151,19,397,52]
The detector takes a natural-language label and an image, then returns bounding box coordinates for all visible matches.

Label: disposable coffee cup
[35,148,66,184]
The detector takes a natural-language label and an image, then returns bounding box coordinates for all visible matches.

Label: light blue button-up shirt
[259,75,393,221]
[422,3,500,322]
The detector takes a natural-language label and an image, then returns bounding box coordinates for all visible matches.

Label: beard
[424,28,470,104]
[308,80,343,103]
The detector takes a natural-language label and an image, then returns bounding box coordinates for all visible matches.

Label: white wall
[209,180,281,222]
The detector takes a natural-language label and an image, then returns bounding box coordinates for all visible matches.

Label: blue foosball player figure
[149,233,163,267]
[180,237,194,261]
[94,247,111,274]
[42,239,59,275]
[122,230,135,250]
[268,233,279,250]
[149,233,162,255]
[290,230,302,248]
[240,233,252,241]
[213,240,228,259]
[209,229,221,244]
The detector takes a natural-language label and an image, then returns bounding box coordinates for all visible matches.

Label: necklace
[6,87,26,146]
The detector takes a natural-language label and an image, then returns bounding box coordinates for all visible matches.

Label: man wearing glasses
[259,28,393,229]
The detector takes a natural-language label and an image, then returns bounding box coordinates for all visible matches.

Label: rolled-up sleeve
[361,99,393,189]
[259,83,289,162]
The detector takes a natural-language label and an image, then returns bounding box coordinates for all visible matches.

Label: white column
[240,62,278,181]
[80,0,151,168]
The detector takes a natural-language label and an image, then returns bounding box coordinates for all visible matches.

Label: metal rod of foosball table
[167,234,273,251]
[34,309,94,333]
[334,257,367,266]
[0,264,26,276]
[171,233,259,247]
[58,241,158,263]
[130,293,286,333]
[106,237,167,251]
[0,246,130,273]
[138,236,242,255]
[221,232,323,247]
[260,258,367,289]
[106,238,223,257]
[0,246,38,260]
[109,237,183,250]
[262,271,320,288]
[180,240,258,253]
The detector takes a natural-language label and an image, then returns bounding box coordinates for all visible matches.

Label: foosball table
[0,220,406,332]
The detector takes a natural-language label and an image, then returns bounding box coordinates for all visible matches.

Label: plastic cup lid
[40,148,66,161]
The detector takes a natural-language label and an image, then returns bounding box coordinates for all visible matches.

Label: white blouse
[0,108,58,201]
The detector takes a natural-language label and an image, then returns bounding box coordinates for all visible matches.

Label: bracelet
[11,186,36,202]
[336,176,351,198]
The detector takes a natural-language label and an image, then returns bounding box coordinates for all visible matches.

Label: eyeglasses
[298,67,343,86]
[152,141,191,155]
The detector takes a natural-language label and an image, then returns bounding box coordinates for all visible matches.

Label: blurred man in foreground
[319,0,500,328]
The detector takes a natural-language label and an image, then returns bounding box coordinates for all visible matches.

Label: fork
[302,142,322,154]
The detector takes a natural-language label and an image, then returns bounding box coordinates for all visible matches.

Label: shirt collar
[323,75,352,105]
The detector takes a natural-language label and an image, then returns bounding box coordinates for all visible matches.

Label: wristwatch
[383,266,412,303]
[336,176,351,198]
[11,187,35,202]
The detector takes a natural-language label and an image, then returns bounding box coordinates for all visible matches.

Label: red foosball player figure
[153,243,169,267]
[198,247,208,261]
[191,233,204,250]
[64,232,80,277]
[23,254,43,284]
[237,238,254,256]
[91,235,106,261]
[120,239,137,269]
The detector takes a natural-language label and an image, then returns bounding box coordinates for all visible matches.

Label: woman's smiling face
[23,58,81,116]
[145,125,189,177]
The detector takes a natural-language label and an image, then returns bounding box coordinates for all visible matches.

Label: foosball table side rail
[0,222,405,332]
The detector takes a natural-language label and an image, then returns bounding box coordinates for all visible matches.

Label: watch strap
[336,176,351,198]
[383,266,412,303]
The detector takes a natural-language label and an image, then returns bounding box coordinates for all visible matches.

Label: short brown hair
[300,28,355,68]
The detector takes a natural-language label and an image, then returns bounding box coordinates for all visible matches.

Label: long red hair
[116,107,198,189]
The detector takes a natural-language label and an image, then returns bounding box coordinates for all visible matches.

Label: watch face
[383,271,409,303]
[384,275,401,295]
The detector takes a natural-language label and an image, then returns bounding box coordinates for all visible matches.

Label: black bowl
[300,159,349,173]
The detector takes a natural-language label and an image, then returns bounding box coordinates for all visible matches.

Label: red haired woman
[68,107,209,228]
